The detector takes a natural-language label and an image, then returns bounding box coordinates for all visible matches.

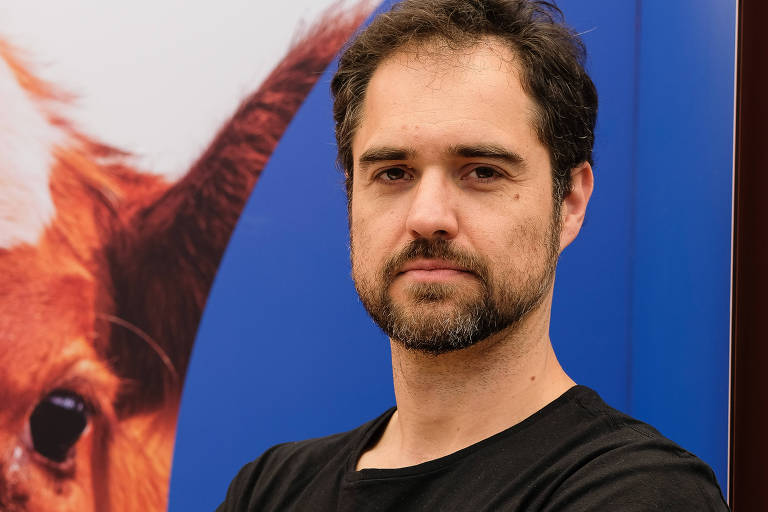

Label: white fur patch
[0,56,61,249]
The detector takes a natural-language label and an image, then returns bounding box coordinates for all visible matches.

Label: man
[218,0,729,510]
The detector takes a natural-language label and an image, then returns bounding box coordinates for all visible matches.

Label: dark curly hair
[331,0,597,203]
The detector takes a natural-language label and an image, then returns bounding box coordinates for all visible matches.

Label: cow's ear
[103,6,372,417]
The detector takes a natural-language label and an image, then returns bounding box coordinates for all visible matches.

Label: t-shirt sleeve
[215,460,259,512]
[541,438,729,512]
[215,444,286,512]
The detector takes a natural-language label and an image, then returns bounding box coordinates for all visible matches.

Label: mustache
[381,238,490,287]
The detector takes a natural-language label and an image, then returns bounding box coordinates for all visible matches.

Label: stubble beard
[352,212,562,355]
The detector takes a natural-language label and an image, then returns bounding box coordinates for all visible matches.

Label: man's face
[349,39,562,354]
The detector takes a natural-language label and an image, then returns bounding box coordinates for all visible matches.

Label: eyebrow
[358,146,416,167]
[448,144,525,166]
[357,143,525,169]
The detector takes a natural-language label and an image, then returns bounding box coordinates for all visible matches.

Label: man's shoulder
[542,386,729,510]
[566,386,712,464]
[560,386,720,474]
[565,384,667,438]
[216,408,394,512]
[262,428,358,466]
[243,408,392,477]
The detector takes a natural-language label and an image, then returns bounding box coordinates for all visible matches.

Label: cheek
[492,215,552,269]
[349,203,392,275]
[350,221,377,282]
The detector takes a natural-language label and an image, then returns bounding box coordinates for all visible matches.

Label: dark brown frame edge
[730,0,768,508]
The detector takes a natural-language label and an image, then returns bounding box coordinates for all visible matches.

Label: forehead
[353,38,541,160]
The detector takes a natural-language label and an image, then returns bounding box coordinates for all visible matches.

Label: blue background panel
[549,0,639,414]
[170,1,734,509]
[630,0,734,482]
[168,68,395,511]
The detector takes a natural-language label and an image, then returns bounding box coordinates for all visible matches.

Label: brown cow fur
[0,5,370,511]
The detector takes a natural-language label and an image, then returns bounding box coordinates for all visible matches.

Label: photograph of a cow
[0,6,368,510]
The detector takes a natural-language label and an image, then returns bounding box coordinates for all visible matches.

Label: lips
[397,259,472,275]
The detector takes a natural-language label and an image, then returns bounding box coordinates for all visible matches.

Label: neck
[357,301,574,469]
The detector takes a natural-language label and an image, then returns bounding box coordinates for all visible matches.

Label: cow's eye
[29,389,89,463]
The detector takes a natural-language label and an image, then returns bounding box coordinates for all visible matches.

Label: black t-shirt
[217,386,728,511]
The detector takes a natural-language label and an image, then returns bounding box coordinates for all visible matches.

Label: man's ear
[559,161,594,252]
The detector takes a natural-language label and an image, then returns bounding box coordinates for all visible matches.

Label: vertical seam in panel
[626,0,643,415]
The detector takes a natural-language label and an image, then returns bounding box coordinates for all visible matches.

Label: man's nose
[405,171,459,240]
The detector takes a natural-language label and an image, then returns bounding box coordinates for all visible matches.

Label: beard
[351,213,561,355]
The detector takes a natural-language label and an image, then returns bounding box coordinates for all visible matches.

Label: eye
[29,389,90,463]
[466,165,500,180]
[377,166,410,182]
